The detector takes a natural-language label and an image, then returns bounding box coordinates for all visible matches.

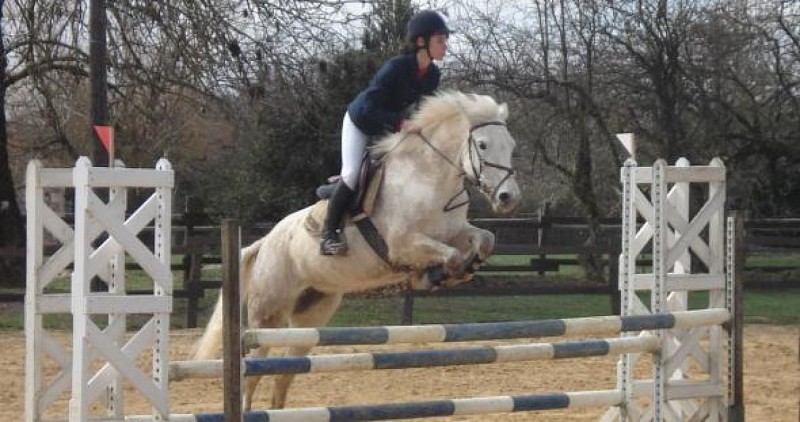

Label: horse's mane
[370,90,503,158]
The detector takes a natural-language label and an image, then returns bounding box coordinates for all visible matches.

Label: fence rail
[2,215,798,326]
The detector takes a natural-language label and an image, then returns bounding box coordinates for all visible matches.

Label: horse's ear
[499,103,509,121]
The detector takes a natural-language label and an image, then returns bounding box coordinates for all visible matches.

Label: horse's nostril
[499,192,510,202]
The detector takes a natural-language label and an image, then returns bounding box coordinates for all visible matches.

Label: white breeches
[340,112,370,190]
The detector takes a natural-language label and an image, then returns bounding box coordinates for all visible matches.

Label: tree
[0,0,364,283]
[192,0,416,222]
[451,0,623,281]
[0,1,89,285]
[0,1,23,282]
[687,2,800,216]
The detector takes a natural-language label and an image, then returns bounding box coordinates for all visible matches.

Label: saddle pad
[303,165,385,238]
[361,164,384,215]
[304,201,327,236]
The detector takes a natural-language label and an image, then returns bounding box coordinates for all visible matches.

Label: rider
[321,10,453,256]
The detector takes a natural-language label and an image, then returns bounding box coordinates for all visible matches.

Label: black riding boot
[320,181,355,256]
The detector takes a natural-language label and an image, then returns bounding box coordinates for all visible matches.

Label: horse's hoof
[422,265,447,286]
[443,274,473,288]
[320,246,348,256]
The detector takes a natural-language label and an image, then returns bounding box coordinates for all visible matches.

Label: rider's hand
[398,119,415,132]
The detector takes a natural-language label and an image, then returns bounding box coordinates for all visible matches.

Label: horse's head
[372,91,521,216]
[459,94,521,216]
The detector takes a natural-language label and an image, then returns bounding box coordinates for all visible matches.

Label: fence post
[184,212,202,328]
[222,219,242,422]
[536,202,550,275]
[608,246,621,315]
[402,289,414,325]
[727,212,745,421]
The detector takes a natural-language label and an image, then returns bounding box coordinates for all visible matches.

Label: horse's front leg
[449,223,496,272]
[413,224,494,289]
[388,232,468,283]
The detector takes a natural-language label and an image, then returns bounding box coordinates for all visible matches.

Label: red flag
[94,125,114,152]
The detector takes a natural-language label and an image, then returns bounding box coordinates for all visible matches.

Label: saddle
[305,156,388,261]
[314,155,383,214]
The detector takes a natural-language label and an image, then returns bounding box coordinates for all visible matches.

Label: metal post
[90,0,109,168]
[89,0,108,293]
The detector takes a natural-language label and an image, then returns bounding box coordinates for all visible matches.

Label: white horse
[193,90,521,409]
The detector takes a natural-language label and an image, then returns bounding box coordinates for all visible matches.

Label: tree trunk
[572,115,605,284]
[0,4,26,287]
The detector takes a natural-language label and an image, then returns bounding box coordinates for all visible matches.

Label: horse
[192,90,522,410]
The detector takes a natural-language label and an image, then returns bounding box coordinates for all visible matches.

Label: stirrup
[320,230,348,256]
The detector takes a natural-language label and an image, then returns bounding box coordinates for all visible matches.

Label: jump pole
[128,389,625,422]
[170,310,730,380]
[172,335,662,380]
[237,308,730,349]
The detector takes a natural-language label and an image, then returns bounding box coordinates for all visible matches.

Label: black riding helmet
[406,10,453,45]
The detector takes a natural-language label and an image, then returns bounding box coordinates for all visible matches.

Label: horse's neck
[372,133,468,231]
[389,133,465,192]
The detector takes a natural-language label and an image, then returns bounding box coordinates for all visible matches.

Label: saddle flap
[306,160,385,236]
[360,164,384,215]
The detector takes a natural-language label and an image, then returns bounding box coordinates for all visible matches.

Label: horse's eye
[478,141,487,150]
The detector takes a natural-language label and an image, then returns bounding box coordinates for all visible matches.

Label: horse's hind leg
[271,288,343,409]
[244,309,289,411]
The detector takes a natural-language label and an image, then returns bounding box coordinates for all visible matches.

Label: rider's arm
[358,60,405,132]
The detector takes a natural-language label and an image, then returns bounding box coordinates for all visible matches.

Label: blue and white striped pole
[241,309,727,349]
[128,389,623,422]
[171,335,658,380]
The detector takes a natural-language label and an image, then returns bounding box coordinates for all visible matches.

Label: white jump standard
[24,157,174,422]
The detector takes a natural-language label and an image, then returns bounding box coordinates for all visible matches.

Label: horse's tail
[192,238,263,360]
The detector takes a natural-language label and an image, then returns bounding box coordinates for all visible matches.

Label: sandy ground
[5,325,798,421]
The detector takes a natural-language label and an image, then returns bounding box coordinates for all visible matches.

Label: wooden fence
[401,216,624,323]
[400,216,800,323]
[2,215,799,327]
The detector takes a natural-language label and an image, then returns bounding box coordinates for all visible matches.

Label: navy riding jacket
[347,52,441,136]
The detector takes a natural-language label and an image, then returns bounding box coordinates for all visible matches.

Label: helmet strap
[423,36,432,62]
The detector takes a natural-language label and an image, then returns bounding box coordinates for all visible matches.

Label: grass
[3,288,796,331]
[736,289,800,324]
[2,253,798,330]
[746,252,800,267]
[331,294,614,326]
[329,289,800,327]
[484,254,584,279]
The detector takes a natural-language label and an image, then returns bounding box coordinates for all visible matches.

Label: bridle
[410,121,515,212]
[466,121,516,198]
